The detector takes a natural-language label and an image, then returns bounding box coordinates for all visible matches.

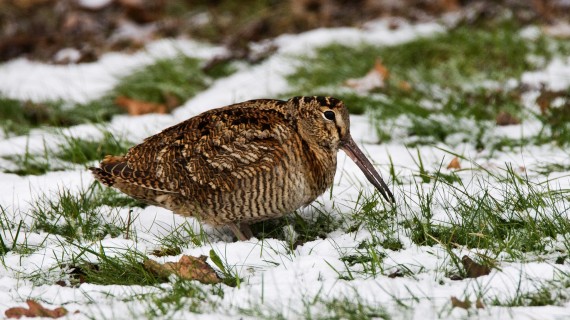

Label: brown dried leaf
[451,296,471,309]
[345,58,388,93]
[163,93,181,111]
[115,96,168,116]
[117,0,166,23]
[536,89,555,114]
[144,255,221,284]
[495,111,520,126]
[447,157,461,170]
[462,255,491,278]
[5,300,68,319]
[398,80,412,92]
[476,298,485,309]
[441,0,460,11]
[373,58,390,80]
[535,88,570,115]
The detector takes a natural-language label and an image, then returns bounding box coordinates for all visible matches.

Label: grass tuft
[286,19,570,148]
[403,162,570,257]
[30,187,125,242]
[56,131,132,165]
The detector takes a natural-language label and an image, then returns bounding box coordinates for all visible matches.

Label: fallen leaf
[144,255,221,284]
[462,255,491,278]
[535,88,569,115]
[117,0,166,23]
[373,58,390,80]
[447,157,461,170]
[495,111,520,126]
[163,93,181,110]
[115,96,168,115]
[5,300,68,319]
[441,0,460,11]
[533,0,554,21]
[536,88,556,114]
[450,296,471,309]
[476,298,485,309]
[345,58,389,93]
[398,80,412,92]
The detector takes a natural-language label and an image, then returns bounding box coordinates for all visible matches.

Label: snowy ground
[1,20,570,319]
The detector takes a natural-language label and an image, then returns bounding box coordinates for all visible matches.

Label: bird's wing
[121,100,295,196]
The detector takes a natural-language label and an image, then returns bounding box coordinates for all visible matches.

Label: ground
[1,9,570,320]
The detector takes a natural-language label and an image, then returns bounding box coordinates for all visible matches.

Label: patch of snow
[1,18,570,320]
[53,48,82,64]
[78,0,112,10]
[0,39,226,104]
[522,57,570,91]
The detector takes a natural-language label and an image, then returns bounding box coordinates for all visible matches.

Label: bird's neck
[301,139,338,195]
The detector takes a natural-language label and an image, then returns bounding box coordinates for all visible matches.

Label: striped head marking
[289,96,350,151]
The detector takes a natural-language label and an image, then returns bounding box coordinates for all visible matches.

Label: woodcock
[90,96,394,240]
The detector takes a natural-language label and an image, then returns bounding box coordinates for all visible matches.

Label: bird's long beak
[341,136,395,203]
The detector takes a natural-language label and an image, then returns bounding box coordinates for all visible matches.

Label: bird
[90,96,394,240]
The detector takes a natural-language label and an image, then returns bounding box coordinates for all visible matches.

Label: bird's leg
[239,223,253,239]
[228,222,254,241]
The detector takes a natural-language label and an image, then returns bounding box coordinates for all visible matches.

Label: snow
[78,0,113,10]
[0,40,226,104]
[1,19,570,319]
[522,57,570,91]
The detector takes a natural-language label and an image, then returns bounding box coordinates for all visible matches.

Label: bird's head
[289,96,395,203]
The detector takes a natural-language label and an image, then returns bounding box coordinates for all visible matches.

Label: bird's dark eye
[323,110,335,121]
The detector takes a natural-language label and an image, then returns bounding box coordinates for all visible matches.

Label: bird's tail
[89,155,127,187]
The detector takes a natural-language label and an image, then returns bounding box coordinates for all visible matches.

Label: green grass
[27,183,148,243]
[0,97,121,137]
[239,295,392,320]
[1,139,63,176]
[286,19,570,147]
[0,55,236,137]
[61,245,225,317]
[288,21,566,95]
[3,17,570,319]
[93,186,148,209]
[490,274,570,307]
[305,297,391,320]
[1,130,135,176]
[250,203,343,248]
[30,187,125,242]
[401,163,570,258]
[539,102,570,145]
[0,206,27,256]
[113,55,219,105]
[156,221,207,253]
[145,279,212,317]
[56,131,132,165]
[66,251,162,287]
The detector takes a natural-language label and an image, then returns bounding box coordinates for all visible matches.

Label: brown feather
[90,96,393,239]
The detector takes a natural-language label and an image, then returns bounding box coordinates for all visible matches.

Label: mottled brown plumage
[90,96,394,240]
